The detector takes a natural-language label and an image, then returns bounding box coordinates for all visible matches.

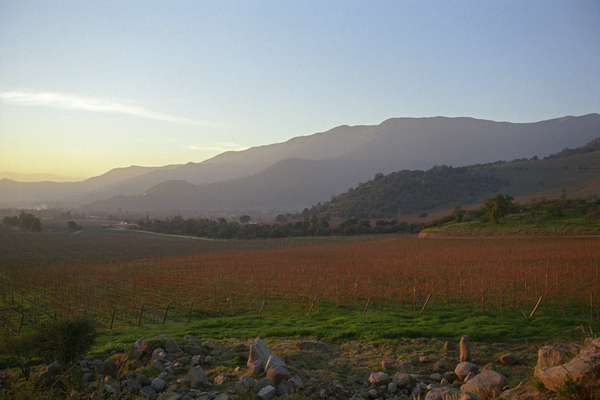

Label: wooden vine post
[420,294,431,315]
[162,304,170,326]
[529,296,544,318]
[363,298,371,315]
[137,305,144,327]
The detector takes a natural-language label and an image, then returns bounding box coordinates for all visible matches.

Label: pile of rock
[25,334,600,400]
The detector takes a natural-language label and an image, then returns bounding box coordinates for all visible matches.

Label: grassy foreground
[93,308,598,354]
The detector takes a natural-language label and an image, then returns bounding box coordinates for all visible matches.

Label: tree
[67,220,78,232]
[239,215,251,224]
[453,205,465,222]
[483,194,514,224]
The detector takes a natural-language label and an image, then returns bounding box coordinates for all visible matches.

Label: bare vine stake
[162,304,169,326]
[258,301,265,316]
[187,302,193,323]
[363,297,371,315]
[420,294,431,315]
[529,296,544,318]
[137,305,144,327]
[307,297,317,317]
[215,306,221,318]
[110,309,116,330]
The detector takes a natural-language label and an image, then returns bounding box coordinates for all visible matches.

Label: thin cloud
[0,90,207,125]
[188,142,248,152]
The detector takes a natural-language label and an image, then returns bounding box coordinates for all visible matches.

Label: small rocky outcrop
[534,337,600,391]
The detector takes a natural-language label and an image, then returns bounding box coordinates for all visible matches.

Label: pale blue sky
[1,1,599,178]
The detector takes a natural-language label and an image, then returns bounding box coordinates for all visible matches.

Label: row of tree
[134,215,424,239]
[2,211,42,232]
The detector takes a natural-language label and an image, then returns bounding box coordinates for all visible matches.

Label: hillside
[302,139,600,219]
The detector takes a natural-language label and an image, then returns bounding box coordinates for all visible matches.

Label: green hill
[303,138,600,219]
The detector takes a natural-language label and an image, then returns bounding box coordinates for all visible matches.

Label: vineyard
[1,230,599,337]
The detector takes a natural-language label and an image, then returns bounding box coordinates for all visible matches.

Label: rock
[215,394,229,400]
[499,353,520,365]
[434,360,446,370]
[257,385,276,400]
[214,373,234,385]
[388,382,397,393]
[464,371,476,382]
[276,380,293,396]
[137,373,152,386]
[266,365,291,386]
[184,334,202,345]
[254,378,275,393]
[425,387,462,400]
[392,372,412,388]
[444,341,456,351]
[155,334,171,340]
[499,379,538,400]
[183,344,202,355]
[189,365,208,388]
[461,370,508,397]
[534,337,600,391]
[483,362,495,370]
[459,336,472,363]
[535,345,570,369]
[367,388,379,398]
[151,348,167,363]
[288,376,302,390]
[368,371,389,385]
[419,356,430,363]
[248,359,265,376]
[460,393,484,400]
[443,371,459,384]
[382,360,393,369]
[135,338,148,349]
[248,339,285,371]
[165,339,181,353]
[124,379,142,393]
[235,375,256,393]
[140,385,156,398]
[150,377,165,392]
[455,362,478,381]
[204,356,216,365]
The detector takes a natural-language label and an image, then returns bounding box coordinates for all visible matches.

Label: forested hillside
[306,165,508,219]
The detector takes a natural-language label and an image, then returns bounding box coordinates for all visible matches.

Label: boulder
[165,339,181,353]
[535,345,570,369]
[189,365,208,388]
[184,334,202,345]
[151,348,167,363]
[266,365,291,386]
[499,353,520,365]
[150,377,165,392]
[235,375,256,393]
[392,372,413,388]
[368,372,389,385]
[248,339,285,371]
[248,359,265,376]
[534,337,600,391]
[455,362,478,381]
[257,385,276,400]
[461,370,508,397]
[139,385,156,399]
[499,379,538,400]
[183,344,202,355]
[425,386,462,400]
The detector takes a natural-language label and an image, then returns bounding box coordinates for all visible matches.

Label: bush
[0,332,37,380]
[35,316,96,366]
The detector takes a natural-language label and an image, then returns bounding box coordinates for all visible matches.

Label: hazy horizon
[1,1,599,178]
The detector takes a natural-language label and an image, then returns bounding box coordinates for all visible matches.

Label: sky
[1,1,599,180]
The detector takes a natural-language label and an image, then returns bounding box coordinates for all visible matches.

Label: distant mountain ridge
[1,114,599,212]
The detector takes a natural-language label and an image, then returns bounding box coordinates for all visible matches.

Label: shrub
[35,316,96,366]
[0,332,37,380]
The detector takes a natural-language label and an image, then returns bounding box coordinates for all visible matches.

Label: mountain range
[1,114,599,214]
